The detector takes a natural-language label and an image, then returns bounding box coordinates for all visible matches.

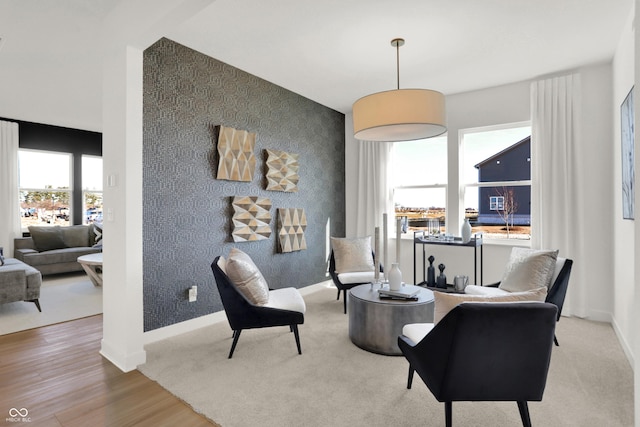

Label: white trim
[143,281,333,345]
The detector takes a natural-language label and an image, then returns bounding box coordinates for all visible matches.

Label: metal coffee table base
[348,284,434,356]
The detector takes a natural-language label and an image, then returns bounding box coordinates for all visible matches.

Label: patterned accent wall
[143,38,345,331]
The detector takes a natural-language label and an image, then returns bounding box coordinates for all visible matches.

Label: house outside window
[461,123,531,240]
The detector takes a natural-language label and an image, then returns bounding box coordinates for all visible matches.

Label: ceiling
[0,0,633,131]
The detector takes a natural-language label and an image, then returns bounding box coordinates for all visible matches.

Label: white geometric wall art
[217,126,257,182]
[277,208,307,252]
[266,149,299,192]
[231,196,272,242]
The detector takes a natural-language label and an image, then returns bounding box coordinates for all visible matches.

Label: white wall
[612,2,636,366]
[345,67,616,319]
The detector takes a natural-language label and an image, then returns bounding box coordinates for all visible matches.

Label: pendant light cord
[391,38,404,90]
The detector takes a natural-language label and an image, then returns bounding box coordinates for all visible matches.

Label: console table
[413,230,483,286]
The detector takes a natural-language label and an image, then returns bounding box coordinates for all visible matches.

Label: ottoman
[0,257,43,311]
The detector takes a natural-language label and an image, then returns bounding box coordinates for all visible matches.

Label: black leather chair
[329,250,382,314]
[398,302,558,427]
[211,256,305,358]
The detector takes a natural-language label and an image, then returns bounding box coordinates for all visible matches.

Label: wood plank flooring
[0,315,219,427]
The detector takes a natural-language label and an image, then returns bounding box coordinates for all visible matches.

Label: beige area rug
[0,272,102,335]
[139,285,634,427]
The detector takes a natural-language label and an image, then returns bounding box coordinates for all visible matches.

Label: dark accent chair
[211,256,304,358]
[329,250,382,314]
[487,258,573,346]
[398,302,558,427]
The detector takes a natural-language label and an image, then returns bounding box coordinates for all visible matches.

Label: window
[489,196,504,211]
[461,123,531,240]
[82,155,103,225]
[19,150,72,229]
[392,135,447,233]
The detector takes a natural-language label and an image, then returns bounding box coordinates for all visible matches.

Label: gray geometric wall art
[277,208,307,252]
[232,196,272,242]
[217,126,257,182]
[266,149,299,192]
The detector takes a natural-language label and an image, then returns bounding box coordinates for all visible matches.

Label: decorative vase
[427,255,436,286]
[437,263,447,288]
[389,263,402,291]
[461,218,472,243]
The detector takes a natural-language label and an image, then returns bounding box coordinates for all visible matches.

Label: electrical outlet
[188,285,197,302]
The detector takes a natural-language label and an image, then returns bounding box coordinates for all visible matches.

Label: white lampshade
[353,88,446,142]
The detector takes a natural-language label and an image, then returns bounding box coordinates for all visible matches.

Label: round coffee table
[348,284,434,355]
[77,253,103,287]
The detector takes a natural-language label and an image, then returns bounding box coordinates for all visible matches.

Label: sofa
[14,225,102,275]
[0,257,43,311]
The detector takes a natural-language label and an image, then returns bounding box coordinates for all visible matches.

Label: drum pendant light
[353,38,447,142]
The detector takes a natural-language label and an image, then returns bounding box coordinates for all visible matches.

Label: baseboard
[100,338,147,373]
[611,315,635,369]
[143,280,334,345]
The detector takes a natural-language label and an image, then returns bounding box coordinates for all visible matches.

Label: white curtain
[354,140,393,237]
[0,120,21,257]
[531,73,586,317]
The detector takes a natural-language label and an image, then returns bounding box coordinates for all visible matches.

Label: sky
[393,124,531,209]
[18,149,103,191]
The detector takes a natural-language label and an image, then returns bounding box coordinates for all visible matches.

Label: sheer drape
[354,140,393,237]
[531,73,586,317]
[0,120,21,256]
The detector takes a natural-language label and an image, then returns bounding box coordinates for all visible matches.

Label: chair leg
[26,299,42,312]
[228,329,242,359]
[343,290,348,314]
[445,402,452,427]
[554,334,559,346]
[291,324,302,355]
[407,366,414,389]
[517,401,532,427]
[336,289,341,300]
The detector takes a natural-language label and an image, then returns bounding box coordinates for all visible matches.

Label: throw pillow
[28,226,67,251]
[92,223,103,247]
[62,225,90,247]
[224,248,270,305]
[331,236,375,274]
[498,247,559,293]
[433,286,547,324]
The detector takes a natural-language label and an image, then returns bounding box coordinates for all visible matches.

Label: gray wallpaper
[142,38,345,331]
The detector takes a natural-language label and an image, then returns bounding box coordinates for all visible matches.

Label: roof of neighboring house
[474,136,531,169]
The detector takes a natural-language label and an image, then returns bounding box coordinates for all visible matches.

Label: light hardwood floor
[0,315,219,427]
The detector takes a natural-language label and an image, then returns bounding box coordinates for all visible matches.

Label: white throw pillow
[331,236,375,274]
[224,248,270,305]
[498,247,559,293]
[433,286,547,324]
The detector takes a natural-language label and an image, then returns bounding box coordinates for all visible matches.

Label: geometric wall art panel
[232,196,272,242]
[266,149,299,192]
[217,126,257,182]
[277,208,307,252]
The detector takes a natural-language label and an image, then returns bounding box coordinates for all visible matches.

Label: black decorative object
[436,263,447,288]
[427,255,436,286]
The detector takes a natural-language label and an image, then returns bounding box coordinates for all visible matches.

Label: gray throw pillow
[330,236,375,274]
[28,226,67,251]
[62,225,90,247]
[225,248,270,305]
[498,247,559,293]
